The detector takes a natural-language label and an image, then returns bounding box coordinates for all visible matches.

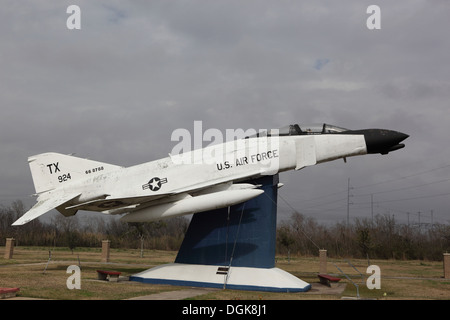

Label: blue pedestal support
[130,174,311,292]
[175,175,278,268]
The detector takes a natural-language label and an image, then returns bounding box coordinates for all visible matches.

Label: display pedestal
[130,263,310,292]
[130,175,311,292]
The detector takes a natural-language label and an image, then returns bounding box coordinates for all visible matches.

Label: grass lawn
[1,246,449,300]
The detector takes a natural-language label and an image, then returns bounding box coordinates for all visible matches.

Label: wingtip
[11,219,25,226]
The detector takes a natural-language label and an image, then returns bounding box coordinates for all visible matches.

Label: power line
[374,191,450,203]
[287,162,450,211]
[352,191,450,205]
[278,162,450,226]
[353,177,450,197]
[270,192,322,250]
[353,163,450,190]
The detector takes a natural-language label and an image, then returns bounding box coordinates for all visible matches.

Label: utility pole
[418,211,421,230]
[347,178,353,228]
[371,194,374,225]
[431,210,434,227]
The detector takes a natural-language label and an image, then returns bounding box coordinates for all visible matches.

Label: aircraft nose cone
[363,129,409,154]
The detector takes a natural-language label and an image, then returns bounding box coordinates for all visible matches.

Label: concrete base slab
[127,288,219,300]
[130,263,311,293]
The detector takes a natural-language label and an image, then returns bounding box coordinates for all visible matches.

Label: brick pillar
[101,240,110,263]
[444,253,450,279]
[319,249,327,274]
[4,238,15,259]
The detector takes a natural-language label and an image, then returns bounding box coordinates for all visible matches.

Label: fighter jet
[12,123,408,226]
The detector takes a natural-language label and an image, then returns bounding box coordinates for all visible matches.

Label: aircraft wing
[64,193,171,212]
[64,169,265,214]
[12,192,81,226]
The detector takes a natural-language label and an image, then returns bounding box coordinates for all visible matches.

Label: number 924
[58,173,72,183]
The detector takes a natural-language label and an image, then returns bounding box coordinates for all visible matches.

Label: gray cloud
[1,1,449,225]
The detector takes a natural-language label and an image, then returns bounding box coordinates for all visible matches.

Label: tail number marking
[85,166,104,175]
[47,162,61,174]
[58,173,72,183]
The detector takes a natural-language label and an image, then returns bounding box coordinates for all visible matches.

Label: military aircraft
[12,123,408,226]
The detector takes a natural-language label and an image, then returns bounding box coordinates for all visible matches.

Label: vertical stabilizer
[28,152,122,194]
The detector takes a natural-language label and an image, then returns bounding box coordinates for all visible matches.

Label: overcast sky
[1,1,449,226]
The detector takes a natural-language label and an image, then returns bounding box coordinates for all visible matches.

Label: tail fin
[28,152,123,194]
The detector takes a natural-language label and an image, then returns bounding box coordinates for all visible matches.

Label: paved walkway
[305,282,347,295]
[127,282,347,300]
[127,288,219,300]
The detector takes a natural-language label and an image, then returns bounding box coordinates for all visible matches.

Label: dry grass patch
[0,262,186,300]
[1,247,449,300]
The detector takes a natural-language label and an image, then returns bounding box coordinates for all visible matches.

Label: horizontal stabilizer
[12,192,81,226]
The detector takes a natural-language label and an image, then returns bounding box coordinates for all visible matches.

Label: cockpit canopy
[253,124,349,137]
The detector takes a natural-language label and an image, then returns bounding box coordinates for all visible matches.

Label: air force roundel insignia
[142,177,168,191]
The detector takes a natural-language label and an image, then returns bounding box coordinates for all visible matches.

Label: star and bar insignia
[142,177,168,191]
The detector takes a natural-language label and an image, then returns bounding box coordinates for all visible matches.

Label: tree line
[2,200,450,261]
[0,200,188,251]
[277,212,450,261]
